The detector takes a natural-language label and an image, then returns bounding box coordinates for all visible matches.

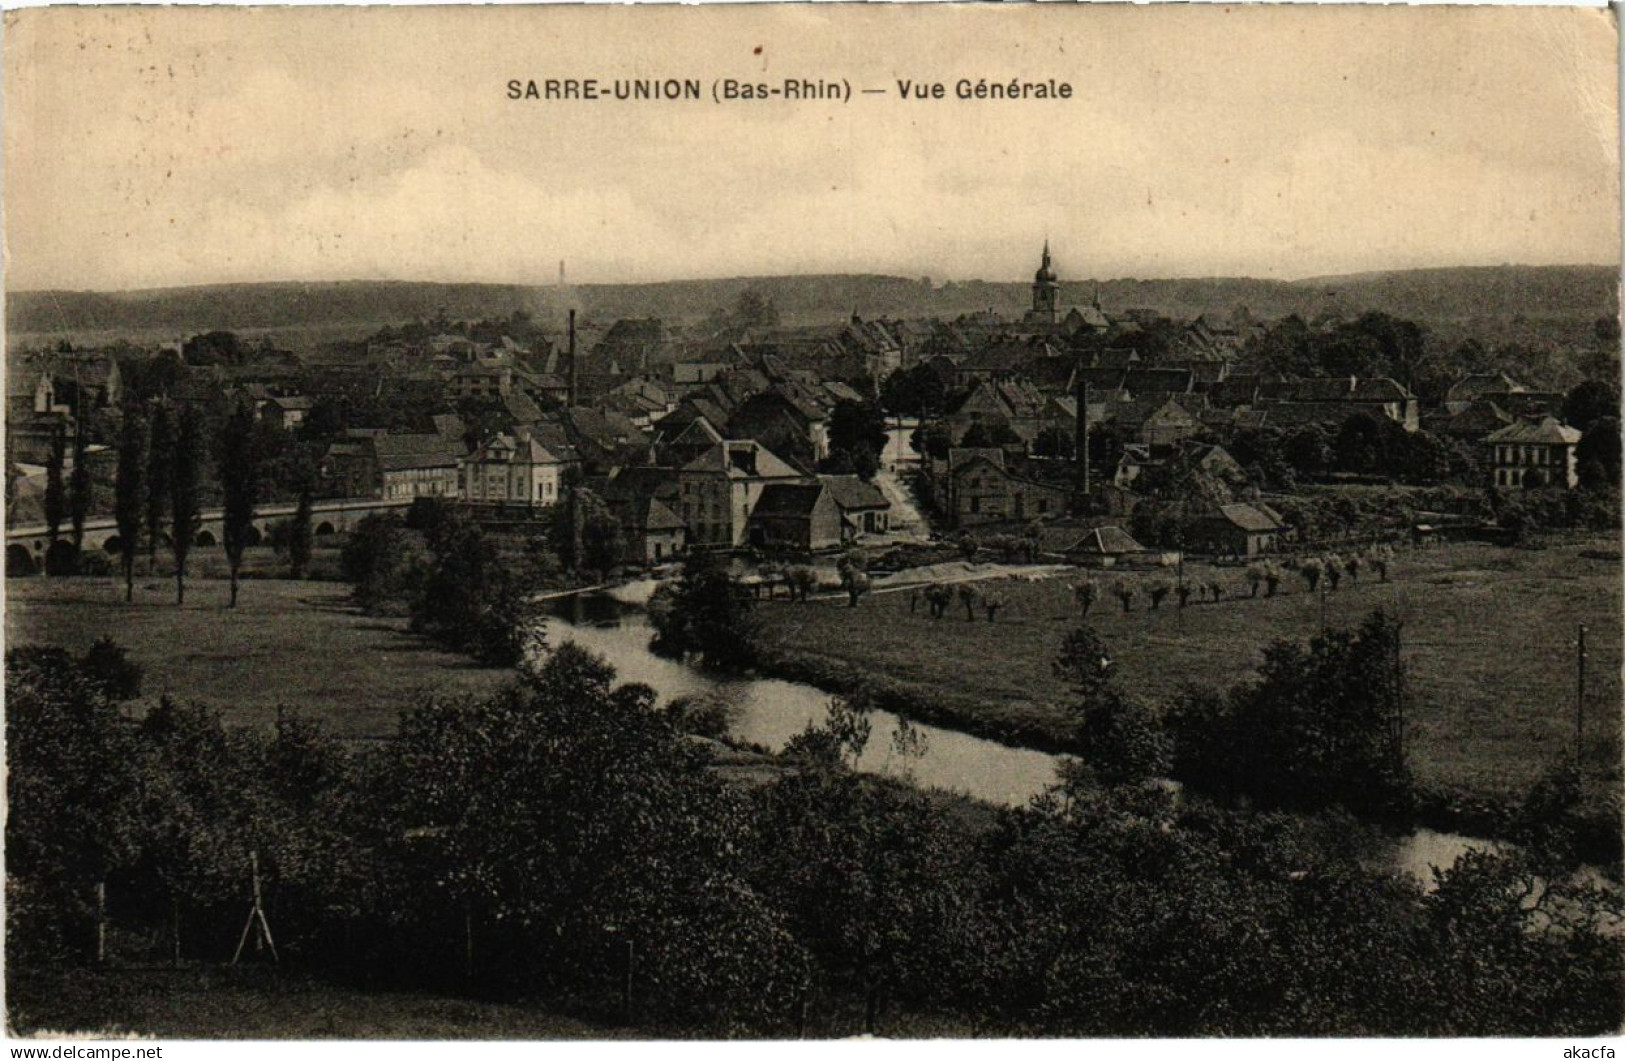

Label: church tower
[1030,240,1060,324]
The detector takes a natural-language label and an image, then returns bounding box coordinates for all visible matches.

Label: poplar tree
[218,402,259,607]
[169,406,206,606]
[114,403,148,602]
[69,416,91,566]
[43,423,66,552]
[145,404,175,571]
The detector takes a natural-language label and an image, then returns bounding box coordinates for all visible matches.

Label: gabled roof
[372,433,464,472]
[1213,503,1289,533]
[1486,416,1582,446]
[681,439,803,480]
[819,474,889,512]
[750,482,828,519]
[948,447,1006,472]
[1067,525,1144,556]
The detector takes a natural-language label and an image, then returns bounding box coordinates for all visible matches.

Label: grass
[7,966,629,1039]
[5,574,513,739]
[756,538,1624,807]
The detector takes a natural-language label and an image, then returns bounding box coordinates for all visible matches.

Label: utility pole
[1576,622,1588,766]
[567,308,579,409]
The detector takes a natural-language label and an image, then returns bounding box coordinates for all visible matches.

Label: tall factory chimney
[567,308,579,408]
[1074,372,1090,508]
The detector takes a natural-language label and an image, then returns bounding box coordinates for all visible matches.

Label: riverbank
[751,539,1623,857]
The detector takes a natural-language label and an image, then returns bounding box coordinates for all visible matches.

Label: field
[757,539,1624,805]
[5,576,512,739]
[8,967,626,1040]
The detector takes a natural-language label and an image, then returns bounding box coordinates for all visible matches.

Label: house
[747,482,845,553]
[1062,525,1145,566]
[459,428,576,506]
[1446,373,1527,415]
[372,433,465,501]
[1486,416,1581,490]
[602,466,686,564]
[262,394,314,430]
[613,495,688,564]
[677,439,807,547]
[949,452,1069,527]
[1256,377,1419,432]
[819,474,892,536]
[1189,502,1292,557]
[945,378,1048,444]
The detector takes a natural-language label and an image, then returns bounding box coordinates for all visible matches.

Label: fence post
[95,880,107,964]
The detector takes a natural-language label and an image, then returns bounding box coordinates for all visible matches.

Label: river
[542,586,1549,889]
[543,586,1064,807]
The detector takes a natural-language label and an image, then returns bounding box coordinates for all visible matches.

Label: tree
[910,422,952,461]
[1166,610,1412,818]
[648,551,759,669]
[218,402,261,608]
[1299,557,1324,592]
[1073,578,1100,618]
[825,400,889,481]
[341,514,422,613]
[957,583,980,621]
[552,486,623,577]
[879,364,947,419]
[1077,695,1171,787]
[1575,416,1622,490]
[1148,581,1171,610]
[69,417,91,566]
[144,404,175,573]
[168,406,207,605]
[288,484,314,580]
[924,583,953,619]
[113,404,148,601]
[837,549,871,608]
[43,423,66,555]
[1563,380,1619,431]
[1052,624,1116,704]
[1113,581,1134,612]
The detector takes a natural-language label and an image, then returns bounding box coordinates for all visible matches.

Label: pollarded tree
[114,403,147,601]
[168,405,207,606]
[1074,578,1100,619]
[218,401,261,608]
[957,583,980,621]
[1299,557,1324,593]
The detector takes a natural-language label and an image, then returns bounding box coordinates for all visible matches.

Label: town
[8,245,1620,577]
[7,251,1622,1040]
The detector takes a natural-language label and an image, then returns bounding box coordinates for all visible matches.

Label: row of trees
[101,399,312,604]
[11,626,1621,1036]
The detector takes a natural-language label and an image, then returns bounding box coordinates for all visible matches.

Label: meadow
[756,538,1624,805]
[5,576,511,739]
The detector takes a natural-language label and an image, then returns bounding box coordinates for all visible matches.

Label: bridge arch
[7,543,36,576]
[195,529,217,547]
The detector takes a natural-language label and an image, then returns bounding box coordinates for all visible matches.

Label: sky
[3,4,1619,292]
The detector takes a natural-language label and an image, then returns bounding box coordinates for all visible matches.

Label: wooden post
[231,850,279,965]
[622,938,635,1020]
[95,880,106,964]
[1576,622,1588,766]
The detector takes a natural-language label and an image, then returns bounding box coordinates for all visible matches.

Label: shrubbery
[7,637,1622,1036]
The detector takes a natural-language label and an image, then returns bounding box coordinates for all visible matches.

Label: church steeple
[1030,240,1060,323]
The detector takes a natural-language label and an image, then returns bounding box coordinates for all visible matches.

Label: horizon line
[6,261,1622,299]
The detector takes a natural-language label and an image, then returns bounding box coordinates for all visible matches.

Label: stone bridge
[6,497,412,574]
